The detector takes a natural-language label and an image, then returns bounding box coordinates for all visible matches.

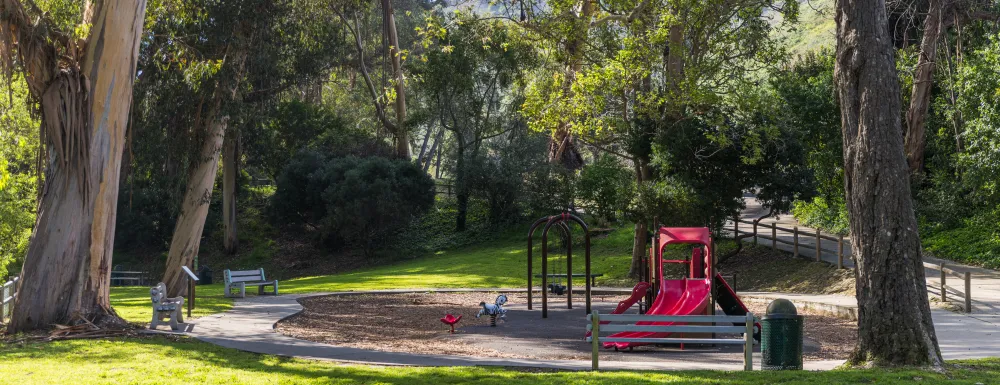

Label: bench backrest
[225,268,266,283]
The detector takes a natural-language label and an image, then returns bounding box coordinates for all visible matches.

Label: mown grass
[107,224,740,323]
[0,337,995,385]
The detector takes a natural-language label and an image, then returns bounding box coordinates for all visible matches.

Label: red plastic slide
[603,278,711,349]
[585,282,650,338]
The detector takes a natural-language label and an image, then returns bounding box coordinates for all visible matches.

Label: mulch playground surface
[276,292,856,362]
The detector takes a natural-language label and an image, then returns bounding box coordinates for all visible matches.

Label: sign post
[181,265,199,318]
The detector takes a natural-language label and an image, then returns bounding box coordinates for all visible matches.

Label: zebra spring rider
[476,294,509,327]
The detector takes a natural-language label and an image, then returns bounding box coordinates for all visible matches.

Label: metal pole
[838,234,844,269]
[188,277,194,318]
[566,224,573,310]
[793,227,799,257]
[591,311,600,371]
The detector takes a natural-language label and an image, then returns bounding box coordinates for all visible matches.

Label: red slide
[586,282,650,338]
[603,278,711,350]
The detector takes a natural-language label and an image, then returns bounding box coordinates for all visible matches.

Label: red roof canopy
[658,227,711,246]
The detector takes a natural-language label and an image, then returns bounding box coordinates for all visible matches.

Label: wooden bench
[224,268,279,298]
[149,282,186,331]
[534,273,604,287]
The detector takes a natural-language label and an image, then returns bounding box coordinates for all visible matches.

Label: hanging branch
[334,7,398,134]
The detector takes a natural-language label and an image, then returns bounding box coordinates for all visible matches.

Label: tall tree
[905,0,949,175]
[834,0,942,366]
[1,0,147,331]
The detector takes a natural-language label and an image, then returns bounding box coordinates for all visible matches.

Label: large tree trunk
[382,0,410,159]
[6,0,147,332]
[904,0,945,175]
[628,160,652,279]
[162,111,227,297]
[834,0,942,367]
[455,138,469,232]
[222,132,239,255]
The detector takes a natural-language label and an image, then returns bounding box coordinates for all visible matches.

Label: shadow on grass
[1,337,998,384]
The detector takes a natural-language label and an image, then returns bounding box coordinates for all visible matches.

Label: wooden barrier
[738,219,849,271]
[923,262,972,313]
[1,277,19,323]
[587,311,755,371]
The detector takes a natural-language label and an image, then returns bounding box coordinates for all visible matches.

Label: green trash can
[761,299,803,370]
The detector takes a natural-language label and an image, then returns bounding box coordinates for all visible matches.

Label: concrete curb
[740,293,859,321]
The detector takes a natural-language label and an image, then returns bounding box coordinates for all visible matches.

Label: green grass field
[1,337,996,385]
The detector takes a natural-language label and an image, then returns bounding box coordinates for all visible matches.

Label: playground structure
[603,226,759,349]
[526,213,592,318]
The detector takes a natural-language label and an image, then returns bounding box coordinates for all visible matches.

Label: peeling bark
[163,108,227,297]
[834,0,942,366]
[6,0,148,332]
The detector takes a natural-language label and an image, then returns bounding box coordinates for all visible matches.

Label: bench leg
[150,313,160,330]
[169,311,181,331]
[239,283,246,298]
[258,285,264,295]
[273,281,279,296]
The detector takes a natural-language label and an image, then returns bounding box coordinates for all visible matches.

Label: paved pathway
[190,289,843,371]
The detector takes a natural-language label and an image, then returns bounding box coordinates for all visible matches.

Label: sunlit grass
[0,337,997,385]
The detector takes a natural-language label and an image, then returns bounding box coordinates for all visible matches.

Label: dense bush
[923,219,1000,269]
[523,164,577,217]
[577,154,634,223]
[271,153,435,255]
[792,196,849,235]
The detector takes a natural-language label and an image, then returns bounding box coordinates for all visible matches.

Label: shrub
[271,153,435,256]
[577,154,634,223]
[923,219,1000,269]
[523,163,576,217]
[792,196,849,235]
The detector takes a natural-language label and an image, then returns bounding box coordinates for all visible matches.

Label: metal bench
[533,273,604,287]
[224,268,279,298]
[149,282,186,331]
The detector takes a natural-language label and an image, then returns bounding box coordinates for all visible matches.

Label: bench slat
[586,337,746,345]
[230,276,266,282]
[239,281,276,286]
[591,314,749,323]
[230,270,263,275]
[591,325,747,333]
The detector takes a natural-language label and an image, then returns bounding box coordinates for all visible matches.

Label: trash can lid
[766,298,798,315]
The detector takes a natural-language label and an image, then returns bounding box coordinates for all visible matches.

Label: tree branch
[590,0,652,27]
[334,7,397,134]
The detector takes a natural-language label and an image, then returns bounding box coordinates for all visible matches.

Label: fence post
[744,312,753,371]
[965,271,972,313]
[591,311,600,371]
[771,224,776,251]
[837,234,844,269]
[734,217,739,239]
[815,228,821,262]
[753,221,758,246]
[793,227,799,257]
[1,283,7,322]
[940,264,947,303]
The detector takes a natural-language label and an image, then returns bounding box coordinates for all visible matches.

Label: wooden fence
[924,262,972,313]
[735,217,974,313]
[587,312,755,371]
[1,277,19,324]
[735,219,852,269]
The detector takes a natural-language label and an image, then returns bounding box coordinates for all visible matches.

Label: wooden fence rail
[1,277,20,324]
[734,217,975,313]
[735,219,852,270]
[587,311,755,371]
[923,262,972,313]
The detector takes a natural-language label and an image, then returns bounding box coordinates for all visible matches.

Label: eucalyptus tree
[413,13,537,231]
[144,0,341,296]
[1,0,147,331]
[834,0,942,366]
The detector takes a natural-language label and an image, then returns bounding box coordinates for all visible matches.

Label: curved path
[190,289,844,371]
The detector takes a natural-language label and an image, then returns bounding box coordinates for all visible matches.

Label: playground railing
[1,276,19,324]
[586,311,755,371]
[734,218,852,270]
[923,262,972,313]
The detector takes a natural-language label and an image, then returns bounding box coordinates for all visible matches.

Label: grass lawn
[0,336,995,385]
[107,225,736,323]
